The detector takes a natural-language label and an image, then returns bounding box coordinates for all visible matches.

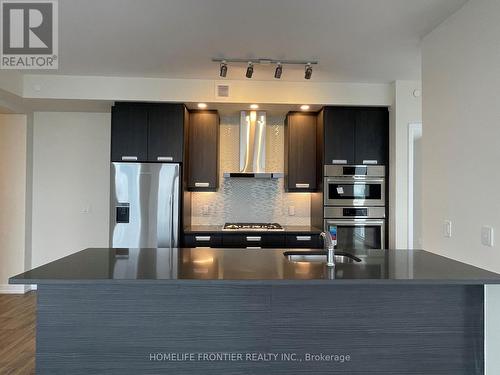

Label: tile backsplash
[191,114,311,226]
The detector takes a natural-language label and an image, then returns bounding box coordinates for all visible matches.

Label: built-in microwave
[324,165,385,207]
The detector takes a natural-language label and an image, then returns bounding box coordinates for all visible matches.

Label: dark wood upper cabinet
[324,107,356,165]
[187,111,219,191]
[285,112,318,192]
[111,103,185,163]
[323,107,388,166]
[148,104,184,162]
[354,108,389,165]
[111,103,149,162]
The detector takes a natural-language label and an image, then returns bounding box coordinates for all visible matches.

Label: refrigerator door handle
[169,194,174,249]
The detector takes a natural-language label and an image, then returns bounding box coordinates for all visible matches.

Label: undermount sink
[284,251,362,264]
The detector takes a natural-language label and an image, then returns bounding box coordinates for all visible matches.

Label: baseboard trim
[0,284,33,294]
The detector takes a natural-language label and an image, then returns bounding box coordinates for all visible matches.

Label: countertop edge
[9,278,500,286]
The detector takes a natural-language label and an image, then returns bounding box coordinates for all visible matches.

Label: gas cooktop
[223,223,284,231]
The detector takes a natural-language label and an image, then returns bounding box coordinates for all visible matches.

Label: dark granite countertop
[183,225,322,233]
[10,248,500,285]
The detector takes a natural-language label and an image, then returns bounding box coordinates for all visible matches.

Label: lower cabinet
[222,234,285,249]
[285,233,321,249]
[183,232,322,249]
[183,234,222,248]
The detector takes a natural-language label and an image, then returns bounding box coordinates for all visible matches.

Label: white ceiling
[39,0,467,82]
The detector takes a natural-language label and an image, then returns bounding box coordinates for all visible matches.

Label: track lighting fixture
[212,58,318,80]
[274,63,282,79]
[219,61,227,78]
[304,63,313,80]
[246,62,254,78]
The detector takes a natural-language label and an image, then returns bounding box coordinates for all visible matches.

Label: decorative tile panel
[191,115,311,225]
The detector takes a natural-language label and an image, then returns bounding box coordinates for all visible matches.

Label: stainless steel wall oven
[323,165,386,250]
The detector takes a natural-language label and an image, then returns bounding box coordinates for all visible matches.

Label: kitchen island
[10,248,500,374]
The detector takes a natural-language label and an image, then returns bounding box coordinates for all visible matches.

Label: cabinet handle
[332,160,348,165]
[295,183,310,188]
[157,156,173,161]
[195,182,210,188]
[195,236,211,241]
[121,156,138,161]
[246,236,261,242]
[246,247,262,250]
[296,236,311,241]
[363,160,378,165]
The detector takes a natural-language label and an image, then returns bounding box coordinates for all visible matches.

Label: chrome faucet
[320,232,335,267]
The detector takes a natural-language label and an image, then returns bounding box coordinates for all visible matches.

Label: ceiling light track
[212,57,318,65]
[213,57,318,79]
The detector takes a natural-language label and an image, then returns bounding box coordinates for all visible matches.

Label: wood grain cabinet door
[323,107,356,165]
[147,104,184,163]
[187,111,219,191]
[111,103,149,162]
[285,112,317,192]
[354,108,389,165]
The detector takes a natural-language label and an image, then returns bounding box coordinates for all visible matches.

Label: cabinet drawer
[285,234,321,249]
[222,234,285,249]
[183,234,222,248]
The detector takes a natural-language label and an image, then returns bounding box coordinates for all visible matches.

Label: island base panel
[36,284,483,374]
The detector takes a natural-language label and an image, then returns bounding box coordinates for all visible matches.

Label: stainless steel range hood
[223,111,283,179]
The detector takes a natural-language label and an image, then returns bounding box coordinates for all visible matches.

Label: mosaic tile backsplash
[191,114,311,226]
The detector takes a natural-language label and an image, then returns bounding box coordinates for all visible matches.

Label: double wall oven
[324,165,386,250]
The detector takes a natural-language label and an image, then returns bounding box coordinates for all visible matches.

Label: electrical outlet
[443,220,452,238]
[481,226,494,247]
[288,206,295,216]
[202,205,210,216]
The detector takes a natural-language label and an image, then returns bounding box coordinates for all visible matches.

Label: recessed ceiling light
[250,104,259,109]
[197,103,207,109]
[300,105,310,111]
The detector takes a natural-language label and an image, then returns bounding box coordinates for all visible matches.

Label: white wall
[32,112,111,267]
[422,0,500,272]
[421,2,500,372]
[389,81,422,248]
[486,285,500,374]
[0,114,27,293]
[21,75,393,106]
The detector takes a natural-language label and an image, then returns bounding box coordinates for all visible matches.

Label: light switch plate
[202,205,210,216]
[288,206,295,216]
[443,220,452,238]
[481,226,494,247]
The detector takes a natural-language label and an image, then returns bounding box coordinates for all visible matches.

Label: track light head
[304,63,313,80]
[246,62,254,78]
[219,61,227,78]
[274,63,282,79]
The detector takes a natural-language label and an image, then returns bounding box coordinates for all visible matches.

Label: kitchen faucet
[320,232,335,267]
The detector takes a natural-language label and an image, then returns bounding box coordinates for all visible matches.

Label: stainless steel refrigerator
[110,163,180,248]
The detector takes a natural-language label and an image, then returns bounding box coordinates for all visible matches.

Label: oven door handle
[325,219,385,226]
[325,177,385,183]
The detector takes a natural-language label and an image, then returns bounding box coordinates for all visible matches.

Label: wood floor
[0,293,36,375]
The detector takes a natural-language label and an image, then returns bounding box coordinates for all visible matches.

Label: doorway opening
[408,123,422,249]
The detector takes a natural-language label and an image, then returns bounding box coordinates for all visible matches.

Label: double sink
[284,250,362,264]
